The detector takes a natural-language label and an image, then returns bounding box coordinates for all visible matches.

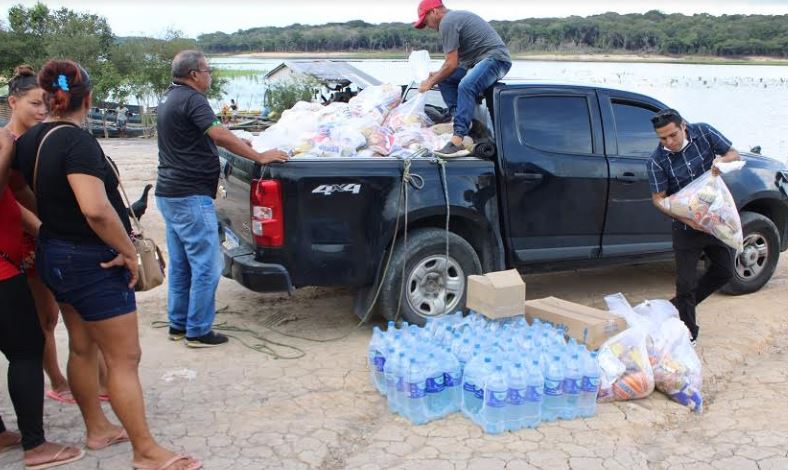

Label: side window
[516,96,593,154]
[612,102,659,158]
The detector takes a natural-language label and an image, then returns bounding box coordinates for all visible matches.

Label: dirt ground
[2,137,788,470]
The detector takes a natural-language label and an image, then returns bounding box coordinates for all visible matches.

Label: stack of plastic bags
[249,83,452,158]
[660,161,746,251]
[600,293,703,413]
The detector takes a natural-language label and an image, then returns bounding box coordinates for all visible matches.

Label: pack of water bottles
[367,311,602,433]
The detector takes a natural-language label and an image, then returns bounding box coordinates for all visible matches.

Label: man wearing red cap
[415,0,511,157]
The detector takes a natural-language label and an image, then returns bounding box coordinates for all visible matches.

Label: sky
[1,0,787,38]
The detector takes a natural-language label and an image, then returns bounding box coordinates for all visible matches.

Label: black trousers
[672,225,735,340]
[0,274,45,450]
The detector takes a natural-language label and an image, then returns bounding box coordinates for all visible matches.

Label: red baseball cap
[414,0,444,29]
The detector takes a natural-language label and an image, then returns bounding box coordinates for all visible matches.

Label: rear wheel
[378,228,482,326]
[720,211,780,295]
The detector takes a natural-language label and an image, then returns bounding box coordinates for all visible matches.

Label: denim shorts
[36,236,136,322]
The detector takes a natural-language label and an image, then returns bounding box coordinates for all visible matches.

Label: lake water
[210,56,788,163]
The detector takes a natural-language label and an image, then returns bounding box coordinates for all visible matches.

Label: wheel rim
[406,255,465,319]
[735,231,769,280]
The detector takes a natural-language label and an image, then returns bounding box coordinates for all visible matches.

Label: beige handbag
[106,158,165,292]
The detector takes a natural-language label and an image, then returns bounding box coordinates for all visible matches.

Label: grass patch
[214,69,269,78]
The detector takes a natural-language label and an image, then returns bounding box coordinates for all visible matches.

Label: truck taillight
[250,179,283,247]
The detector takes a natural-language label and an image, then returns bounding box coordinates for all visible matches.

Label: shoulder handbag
[105,157,165,292]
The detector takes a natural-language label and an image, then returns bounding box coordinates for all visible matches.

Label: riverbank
[223,50,788,66]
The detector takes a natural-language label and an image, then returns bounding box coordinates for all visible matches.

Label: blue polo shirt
[647,122,732,196]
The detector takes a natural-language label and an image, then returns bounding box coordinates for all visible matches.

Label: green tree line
[0,3,225,107]
[197,11,788,58]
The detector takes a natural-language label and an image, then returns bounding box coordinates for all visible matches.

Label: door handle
[514,172,543,181]
[616,172,639,183]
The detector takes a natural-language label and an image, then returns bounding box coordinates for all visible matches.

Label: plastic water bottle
[462,356,487,419]
[368,327,386,395]
[542,354,564,422]
[442,349,462,414]
[578,351,600,418]
[424,352,445,419]
[505,362,528,431]
[384,351,406,414]
[481,364,507,434]
[561,353,582,420]
[523,359,543,428]
[404,358,429,424]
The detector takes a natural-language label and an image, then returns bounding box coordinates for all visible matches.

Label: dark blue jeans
[438,58,511,138]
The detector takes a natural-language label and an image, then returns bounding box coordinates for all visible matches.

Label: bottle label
[373,356,385,373]
[444,372,462,388]
[425,375,445,394]
[474,387,485,400]
[526,385,543,402]
[408,382,426,399]
[507,387,527,405]
[485,390,507,408]
[582,376,600,392]
[544,378,563,396]
[563,377,581,395]
[463,382,476,393]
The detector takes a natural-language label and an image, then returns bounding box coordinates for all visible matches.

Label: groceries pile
[250,84,453,158]
[601,294,703,412]
[367,312,601,433]
[660,162,746,251]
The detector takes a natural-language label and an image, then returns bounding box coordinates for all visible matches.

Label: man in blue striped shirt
[647,108,741,344]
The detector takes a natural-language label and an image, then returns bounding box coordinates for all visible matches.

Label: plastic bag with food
[660,167,745,251]
[605,293,703,412]
[384,93,433,133]
[597,326,655,402]
[367,125,396,156]
[349,84,402,124]
[650,317,703,412]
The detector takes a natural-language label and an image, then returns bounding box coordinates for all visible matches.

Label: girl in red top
[4,65,73,404]
[1,127,85,467]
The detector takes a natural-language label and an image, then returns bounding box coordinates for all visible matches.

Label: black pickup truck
[216,82,788,325]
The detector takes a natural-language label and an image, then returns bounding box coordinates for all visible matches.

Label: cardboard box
[524,297,627,350]
[466,269,526,319]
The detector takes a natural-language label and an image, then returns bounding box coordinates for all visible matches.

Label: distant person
[116,103,129,137]
[14,59,201,470]
[414,0,511,157]
[230,99,238,121]
[220,102,230,124]
[155,50,288,348]
[648,108,741,345]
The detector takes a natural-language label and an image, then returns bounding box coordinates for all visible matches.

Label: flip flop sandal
[98,394,110,402]
[25,447,85,470]
[45,390,76,405]
[86,428,130,451]
[0,434,22,454]
[132,454,202,470]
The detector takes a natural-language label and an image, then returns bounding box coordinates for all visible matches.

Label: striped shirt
[648,122,732,196]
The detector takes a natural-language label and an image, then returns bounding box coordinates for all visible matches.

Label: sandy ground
[1,137,788,470]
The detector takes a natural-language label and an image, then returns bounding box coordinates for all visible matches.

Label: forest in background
[196,11,788,58]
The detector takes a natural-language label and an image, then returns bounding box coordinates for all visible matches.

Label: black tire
[378,228,482,326]
[720,211,781,295]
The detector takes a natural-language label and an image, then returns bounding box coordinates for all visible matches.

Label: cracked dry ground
[1,139,787,470]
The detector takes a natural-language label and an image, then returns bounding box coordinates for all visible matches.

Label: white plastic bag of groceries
[604,293,703,412]
[660,166,745,251]
[349,84,402,124]
[384,93,433,133]
[408,50,432,83]
[596,326,655,403]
